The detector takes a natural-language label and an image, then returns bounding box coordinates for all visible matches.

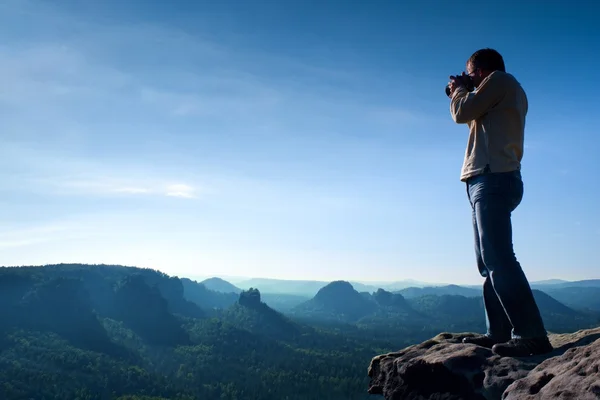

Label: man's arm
[450,72,505,124]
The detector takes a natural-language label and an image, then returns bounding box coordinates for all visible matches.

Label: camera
[445,74,475,97]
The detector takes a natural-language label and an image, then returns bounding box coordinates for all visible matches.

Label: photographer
[447,48,553,357]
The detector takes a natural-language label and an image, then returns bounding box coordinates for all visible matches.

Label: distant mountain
[181,278,238,310]
[464,279,600,291]
[531,279,569,286]
[553,279,600,288]
[200,277,242,294]
[372,279,444,291]
[347,282,383,293]
[530,279,600,289]
[531,290,577,315]
[398,285,481,299]
[372,288,411,309]
[530,289,600,332]
[292,281,377,322]
[539,286,600,312]
[362,289,423,323]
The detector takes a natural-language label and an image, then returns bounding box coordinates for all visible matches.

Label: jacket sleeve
[450,72,505,124]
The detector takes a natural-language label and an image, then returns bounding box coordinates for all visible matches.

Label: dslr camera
[445,74,475,97]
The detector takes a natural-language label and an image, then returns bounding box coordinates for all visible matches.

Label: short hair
[467,48,506,72]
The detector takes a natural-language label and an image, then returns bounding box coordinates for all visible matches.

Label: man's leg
[463,198,512,347]
[472,171,552,356]
[482,275,512,340]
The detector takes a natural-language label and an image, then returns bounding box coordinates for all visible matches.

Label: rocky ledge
[367,327,600,400]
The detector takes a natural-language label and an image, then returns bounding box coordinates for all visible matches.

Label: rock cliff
[367,327,600,400]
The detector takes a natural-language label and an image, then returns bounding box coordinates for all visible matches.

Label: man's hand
[448,72,468,96]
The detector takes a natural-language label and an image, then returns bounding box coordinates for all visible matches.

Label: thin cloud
[52,177,202,199]
[166,184,196,198]
[0,147,207,200]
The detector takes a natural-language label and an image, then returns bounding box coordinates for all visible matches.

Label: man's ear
[479,69,492,79]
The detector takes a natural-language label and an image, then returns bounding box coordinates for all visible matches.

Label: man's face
[466,62,484,88]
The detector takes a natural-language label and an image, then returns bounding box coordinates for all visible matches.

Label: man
[447,48,553,357]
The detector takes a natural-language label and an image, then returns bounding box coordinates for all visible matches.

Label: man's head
[466,48,505,88]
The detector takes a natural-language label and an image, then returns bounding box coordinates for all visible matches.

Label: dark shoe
[462,334,508,348]
[492,337,553,357]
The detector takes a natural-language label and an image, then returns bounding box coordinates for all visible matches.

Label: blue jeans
[466,169,547,340]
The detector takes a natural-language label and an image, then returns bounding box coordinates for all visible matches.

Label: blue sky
[1,0,598,285]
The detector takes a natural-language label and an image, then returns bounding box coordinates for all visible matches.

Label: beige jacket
[450,70,528,182]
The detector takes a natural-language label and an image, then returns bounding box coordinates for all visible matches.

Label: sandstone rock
[503,330,600,399]
[367,328,600,400]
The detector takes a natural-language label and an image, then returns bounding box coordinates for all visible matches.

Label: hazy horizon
[174,273,592,288]
[1,264,590,289]
[1,0,598,285]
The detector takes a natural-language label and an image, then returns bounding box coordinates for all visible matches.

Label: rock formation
[367,327,600,400]
[238,287,262,307]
